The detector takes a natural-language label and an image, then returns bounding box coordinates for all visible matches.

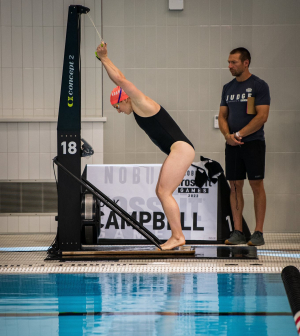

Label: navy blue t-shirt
[220,74,270,142]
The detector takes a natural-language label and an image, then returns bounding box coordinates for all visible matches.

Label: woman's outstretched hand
[96,42,107,60]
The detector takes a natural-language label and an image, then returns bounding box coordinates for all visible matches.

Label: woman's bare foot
[160,236,185,250]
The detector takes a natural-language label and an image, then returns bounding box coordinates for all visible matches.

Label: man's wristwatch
[235,131,241,138]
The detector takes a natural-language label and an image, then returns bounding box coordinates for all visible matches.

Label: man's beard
[231,69,243,77]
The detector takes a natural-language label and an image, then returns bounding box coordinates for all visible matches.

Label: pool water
[0,273,296,336]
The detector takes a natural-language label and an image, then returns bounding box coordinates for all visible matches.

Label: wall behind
[102,0,300,233]
[0,0,105,233]
[0,0,299,234]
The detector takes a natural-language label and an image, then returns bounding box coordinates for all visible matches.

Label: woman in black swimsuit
[97,43,195,250]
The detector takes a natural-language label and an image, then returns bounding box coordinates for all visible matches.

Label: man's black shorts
[225,140,266,180]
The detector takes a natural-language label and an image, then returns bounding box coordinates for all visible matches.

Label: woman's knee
[156,184,164,200]
[156,184,170,201]
[155,185,161,200]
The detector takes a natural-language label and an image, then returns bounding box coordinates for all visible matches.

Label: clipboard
[247,97,256,115]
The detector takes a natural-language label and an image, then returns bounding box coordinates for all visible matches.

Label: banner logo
[87,164,218,241]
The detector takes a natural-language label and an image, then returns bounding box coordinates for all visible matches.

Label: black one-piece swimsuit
[133,106,194,155]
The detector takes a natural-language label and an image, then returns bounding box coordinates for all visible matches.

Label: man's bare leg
[249,179,266,232]
[156,142,195,250]
[229,180,244,231]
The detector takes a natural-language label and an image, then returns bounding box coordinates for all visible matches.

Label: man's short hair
[230,47,251,66]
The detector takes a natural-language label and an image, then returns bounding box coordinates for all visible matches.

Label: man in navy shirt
[219,48,270,246]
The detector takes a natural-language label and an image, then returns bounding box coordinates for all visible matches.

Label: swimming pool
[0,273,296,336]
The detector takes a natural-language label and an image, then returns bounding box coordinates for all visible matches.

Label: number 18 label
[61,141,77,154]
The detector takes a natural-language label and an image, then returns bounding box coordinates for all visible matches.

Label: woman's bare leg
[156,141,195,250]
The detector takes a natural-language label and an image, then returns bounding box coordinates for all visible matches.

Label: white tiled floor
[0,233,299,274]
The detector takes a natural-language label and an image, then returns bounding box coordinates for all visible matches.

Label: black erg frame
[56,5,89,251]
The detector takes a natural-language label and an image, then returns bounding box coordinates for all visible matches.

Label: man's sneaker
[247,231,265,246]
[225,230,247,245]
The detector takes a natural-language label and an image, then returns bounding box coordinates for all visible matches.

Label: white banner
[86,164,218,241]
